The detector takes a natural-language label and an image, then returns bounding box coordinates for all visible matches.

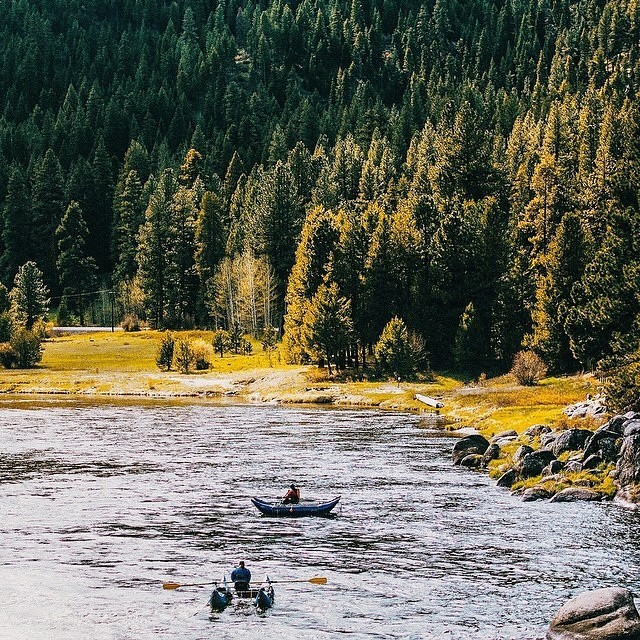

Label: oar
[163,581,215,590]
[266,577,327,585]
[163,576,327,589]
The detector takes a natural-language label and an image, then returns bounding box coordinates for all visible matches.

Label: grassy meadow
[0,328,599,442]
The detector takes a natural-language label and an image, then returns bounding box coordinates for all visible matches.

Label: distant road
[50,326,123,333]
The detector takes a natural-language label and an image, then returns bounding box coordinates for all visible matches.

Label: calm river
[1,399,639,640]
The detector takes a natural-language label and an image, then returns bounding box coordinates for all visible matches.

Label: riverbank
[0,329,597,439]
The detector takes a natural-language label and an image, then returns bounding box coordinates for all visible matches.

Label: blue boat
[208,585,233,612]
[251,496,340,517]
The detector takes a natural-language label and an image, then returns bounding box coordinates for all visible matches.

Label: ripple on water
[0,400,639,640]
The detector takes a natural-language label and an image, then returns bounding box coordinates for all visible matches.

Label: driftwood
[415,393,444,408]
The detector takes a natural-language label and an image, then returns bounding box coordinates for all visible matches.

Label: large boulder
[583,454,603,470]
[607,415,628,436]
[496,468,517,488]
[552,429,593,457]
[615,435,640,505]
[624,421,640,437]
[543,460,565,476]
[514,444,535,463]
[452,435,490,465]
[460,453,483,468]
[517,449,557,479]
[521,486,553,502]
[584,426,622,460]
[547,587,640,639]
[481,443,500,467]
[549,487,602,503]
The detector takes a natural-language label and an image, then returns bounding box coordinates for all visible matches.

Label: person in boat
[230,560,251,593]
[282,483,300,504]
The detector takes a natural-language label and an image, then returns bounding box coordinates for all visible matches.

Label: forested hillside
[1,0,639,375]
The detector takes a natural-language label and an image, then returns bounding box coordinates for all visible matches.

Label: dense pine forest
[1,0,639,379]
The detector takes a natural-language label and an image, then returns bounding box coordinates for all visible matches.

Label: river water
[1,399,639,640]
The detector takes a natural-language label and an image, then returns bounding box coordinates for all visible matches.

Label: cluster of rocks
[451,411,640,505]
[547,587,640,639]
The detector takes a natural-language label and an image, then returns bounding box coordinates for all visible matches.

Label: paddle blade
[309,577,327,584]
[162,582,182,590]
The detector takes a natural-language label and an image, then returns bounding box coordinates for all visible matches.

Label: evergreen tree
[112,170,145,285]
[31,150,65,291]
[303,279,353,375]
[528,212,587,371]
[55,201,98,325]
[136,170,177,328]
[1,166,31,285]
[10,261,50,331]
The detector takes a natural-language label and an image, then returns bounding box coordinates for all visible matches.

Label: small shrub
[156,333,175,371]
[31,319,48,340]
[510,350,548,386]
[212,329,231,357]
[191,339,213,370]
[173,339,195,373]
[261,325,278,365]
[0,342,17,368]
[241,338,252,355]
[10,328,43,368]
[229,321,244,354]
[305,367,330,384]
[121,314,141,332]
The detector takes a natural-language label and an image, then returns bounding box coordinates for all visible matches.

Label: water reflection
[0,399,639,640]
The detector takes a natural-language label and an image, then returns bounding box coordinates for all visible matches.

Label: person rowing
[230,560,251,594]
[282,483,300,504]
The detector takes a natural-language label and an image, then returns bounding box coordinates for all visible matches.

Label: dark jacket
[231,566,251,583]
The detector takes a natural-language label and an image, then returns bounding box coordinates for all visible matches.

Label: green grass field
[0,329,598,438]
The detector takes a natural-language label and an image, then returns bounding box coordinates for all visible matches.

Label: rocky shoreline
[451,401,640,639]
[452,409,640,506]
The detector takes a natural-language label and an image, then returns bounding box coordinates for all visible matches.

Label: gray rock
[481,443,500,467]
[549,488,602,503]
[493,436,518,447]
[552,429,593,457]
[615,435,640,500]
[600,438,621,463]
[460,453,483,468]
[543,460,565,476]
[607,415,627,436]
[583,454,603,470]
[497,468,517,488]
[563,396,607,419]
[514,444,535,463]
[524,424,552,438]
[521,487,553,502]
[585,427,620,451]
[546,586,640,639]
[490,429,517,443]
[624,411,640,420]
[624,420,640,437]
[516,449,557,479]
[564,461,584,473]
[542,433,559,447]
[584,429,621,461]
[452,434,490,465]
